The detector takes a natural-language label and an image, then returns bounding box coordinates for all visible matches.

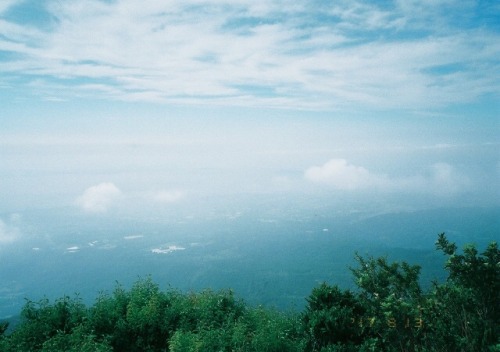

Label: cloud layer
[0,214,20,244]
[0,0,498,110]
[305,159,470,195]
[76,182,122,213]
[75,183,187,213]
[305,159,376,190]
[152,190,185,204]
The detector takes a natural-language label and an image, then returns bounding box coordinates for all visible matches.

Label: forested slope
[1,234,498,352]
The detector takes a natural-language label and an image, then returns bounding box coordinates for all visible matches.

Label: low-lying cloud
[305,159,469,195]
[424,163,471,195]
[304,159,378,190]
[152,190,185,203]
[76,182,122,213]
[0,214,21,244]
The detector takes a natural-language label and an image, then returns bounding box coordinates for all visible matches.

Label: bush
[1,234,497,352]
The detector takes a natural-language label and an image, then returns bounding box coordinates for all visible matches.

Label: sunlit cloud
[0,0,497,111]
[76,182,122,213]
[305,159,470,195]
[304,159,380,190]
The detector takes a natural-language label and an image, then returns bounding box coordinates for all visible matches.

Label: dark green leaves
[1,234,498,351]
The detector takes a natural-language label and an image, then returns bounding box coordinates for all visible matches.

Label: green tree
[423,233,500,351]
[1,295,89,351]
[302,283,365,351]
[90,283,133,351]
[123,278,172,351]
[247,307,303,352]
[40,325,112,352]
[90,277,184,351]
[168,330,200,352]
[304,253,427,351]
[350,254,425,351]
[2,233,498,352]
[435,233,499,324]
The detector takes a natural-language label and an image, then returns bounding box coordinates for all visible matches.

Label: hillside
[1,234,498,351]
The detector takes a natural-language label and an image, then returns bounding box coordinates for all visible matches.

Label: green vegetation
[1,234,498,351]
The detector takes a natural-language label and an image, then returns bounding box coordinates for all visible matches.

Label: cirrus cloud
[0,0,497,111]
[76,182,122,213]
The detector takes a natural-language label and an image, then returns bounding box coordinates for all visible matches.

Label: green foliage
[39,325,112,352]
[352,255,425,351]
[351,254,422,301]
[302,284,365,350]
[176,288,246,332]
[436,233,499,317]
[302,234,499,351]
[0,321,8,336]
[1,233,498,352]
[2,295,88,351]
[424,233,500,351]
[246,307,304,352]
[302,255,426,352]
[168,330,200,352]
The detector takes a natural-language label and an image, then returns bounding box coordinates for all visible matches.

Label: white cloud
[0,215,20,244]
[76,182,122,213]
[428,162,470,195]
[305,159,469,195]
[152,190,184,203]
[0,0,17,15]
[0,0,497,111]
[305,159,379,190]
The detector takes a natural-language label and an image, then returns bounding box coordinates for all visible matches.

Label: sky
[0,0,499,234]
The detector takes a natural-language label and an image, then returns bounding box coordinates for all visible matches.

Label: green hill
[1,234,498,352]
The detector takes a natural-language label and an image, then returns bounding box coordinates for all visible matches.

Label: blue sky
[0,0,499,227]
